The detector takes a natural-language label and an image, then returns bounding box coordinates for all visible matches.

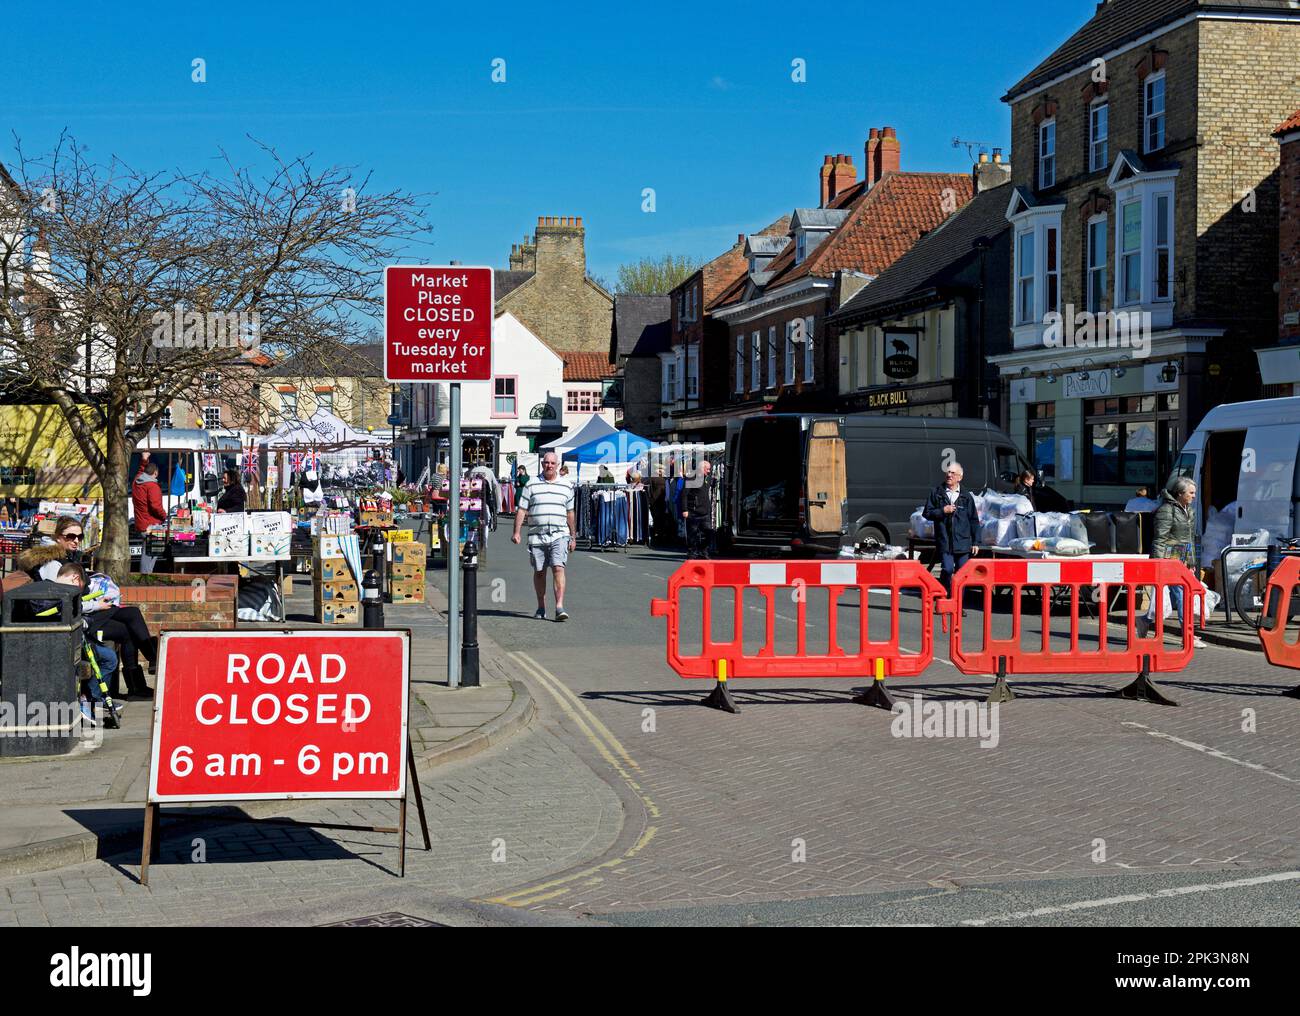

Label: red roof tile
[1276,109,1300,137]
[769,171,975,287]
[560,350,617,381]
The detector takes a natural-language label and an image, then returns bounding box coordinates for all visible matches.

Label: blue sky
[11,0,1097,285]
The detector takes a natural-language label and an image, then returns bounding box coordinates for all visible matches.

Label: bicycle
[1231,537,1300,630]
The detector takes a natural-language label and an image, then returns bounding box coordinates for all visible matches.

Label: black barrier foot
[1283,684,1300,700]
[986,659,1015,704]
[1113,670,1180,707]
[986,674,1016,704]
[852,679,894,711]
[701,681,740,714]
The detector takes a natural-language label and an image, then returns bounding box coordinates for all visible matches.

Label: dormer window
[1038,120,1056,189]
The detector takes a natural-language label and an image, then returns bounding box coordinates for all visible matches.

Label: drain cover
[322,912,447,928]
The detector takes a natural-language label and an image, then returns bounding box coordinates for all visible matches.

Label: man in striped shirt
[512,451,577,621]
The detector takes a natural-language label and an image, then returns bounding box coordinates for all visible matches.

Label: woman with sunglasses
[17,515,88,581]
[18,515,158,698]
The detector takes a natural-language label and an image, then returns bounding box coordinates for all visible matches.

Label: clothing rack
[575,483,649,551]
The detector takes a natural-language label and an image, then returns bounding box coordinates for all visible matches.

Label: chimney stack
[820,155,834,207]
[974,148,1012,193]
[864,128,881,188]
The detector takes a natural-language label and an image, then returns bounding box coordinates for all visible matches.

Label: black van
[723,413,1064,556]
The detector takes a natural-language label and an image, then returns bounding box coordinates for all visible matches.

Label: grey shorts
[529,537,569,571]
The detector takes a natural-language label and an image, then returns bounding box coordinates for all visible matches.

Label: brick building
[1277,109,1300,344]
[659,215,790,441]
[708,128,974,430]
[496,216,613,354]
[830,156,1013,420]
[1256,108,1300,392]
[991,0,1300,505]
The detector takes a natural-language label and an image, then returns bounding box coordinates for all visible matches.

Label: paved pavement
[2,543,1296,926]
[0,588,530,877]
[470,543,1300,924]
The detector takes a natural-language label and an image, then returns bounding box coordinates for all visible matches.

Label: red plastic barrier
[650,559,946,681]
[1256,557,1300,697]
[940,556,1206,685]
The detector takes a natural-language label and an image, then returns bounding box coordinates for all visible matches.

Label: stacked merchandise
[313,534,361,624]
[387,539,426,604]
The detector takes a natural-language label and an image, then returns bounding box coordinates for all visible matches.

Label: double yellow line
[485,652,660,909]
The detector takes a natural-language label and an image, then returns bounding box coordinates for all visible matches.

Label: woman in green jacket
[1138,477,1206,647]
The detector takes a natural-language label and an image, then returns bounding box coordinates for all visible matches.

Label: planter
[119,573,238,635]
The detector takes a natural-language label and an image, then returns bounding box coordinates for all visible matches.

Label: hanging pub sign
[882,328,920,380]
[529,403,557,420]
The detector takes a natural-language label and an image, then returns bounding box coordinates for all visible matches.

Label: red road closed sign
[148,630,410,802]
[384,265,494,382]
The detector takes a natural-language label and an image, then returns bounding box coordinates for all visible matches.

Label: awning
[1256,344,1300,385]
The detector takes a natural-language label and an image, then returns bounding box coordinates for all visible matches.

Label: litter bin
[0,581,83,757]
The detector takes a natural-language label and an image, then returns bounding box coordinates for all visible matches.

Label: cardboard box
[314,579,360,602]
[389,542,425,567]
[313,535,348,560]
[359,510,394,527]
[312,558,356,583]
[389,578,425,603]
[389,561,426,581]
[385,529,414,543]
[250,534,291,558]
[315,601,360,625]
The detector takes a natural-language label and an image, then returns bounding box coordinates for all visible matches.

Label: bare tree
[0,134,427,577]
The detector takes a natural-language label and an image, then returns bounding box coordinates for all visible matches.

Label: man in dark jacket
[682,459,715,559]
[923,464,980,593]
[216,467,246,513]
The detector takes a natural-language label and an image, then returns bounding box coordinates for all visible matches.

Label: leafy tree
[0,135,426,577]
[615,254,700,295]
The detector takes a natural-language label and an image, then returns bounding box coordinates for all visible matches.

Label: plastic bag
[1222,528,1270,596]
[82,572,121,612]
[981,492,1033,520]
[1200,504,1236,567]
[910,508,933,540]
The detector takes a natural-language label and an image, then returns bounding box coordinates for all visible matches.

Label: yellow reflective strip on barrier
[717,658,727,683]
[875,658,885,682]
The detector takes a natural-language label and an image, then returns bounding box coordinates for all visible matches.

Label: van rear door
[1238,424,1300,538]
[806,419,846,535]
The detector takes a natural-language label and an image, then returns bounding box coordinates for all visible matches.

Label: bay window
[1017,230,1035,324]
[1121,200,1142,305]
[1109,157,1177,320]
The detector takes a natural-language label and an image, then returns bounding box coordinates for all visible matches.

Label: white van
[129,429,243,517]
[1169,396,1300,539]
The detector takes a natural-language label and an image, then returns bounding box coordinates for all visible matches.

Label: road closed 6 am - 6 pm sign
[148,630,410,802]
[384,265,494,382]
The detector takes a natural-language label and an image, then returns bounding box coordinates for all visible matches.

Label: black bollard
[362,569,385,629]
[461,530,480,687]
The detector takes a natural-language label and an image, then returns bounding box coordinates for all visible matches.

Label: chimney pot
[737,233,745,245]
[576,216,582,227]
[824,155,833,165]
[869,127,880,139]
[993,148,1004,163]
[883,126,896,138]
[978,152,989,164]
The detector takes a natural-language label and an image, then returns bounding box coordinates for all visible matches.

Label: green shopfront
[1005,361,1190,507]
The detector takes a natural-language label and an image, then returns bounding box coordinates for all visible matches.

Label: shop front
[1005,360,1189,507]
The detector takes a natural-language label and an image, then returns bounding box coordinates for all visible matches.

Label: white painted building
[400,312,567,476]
